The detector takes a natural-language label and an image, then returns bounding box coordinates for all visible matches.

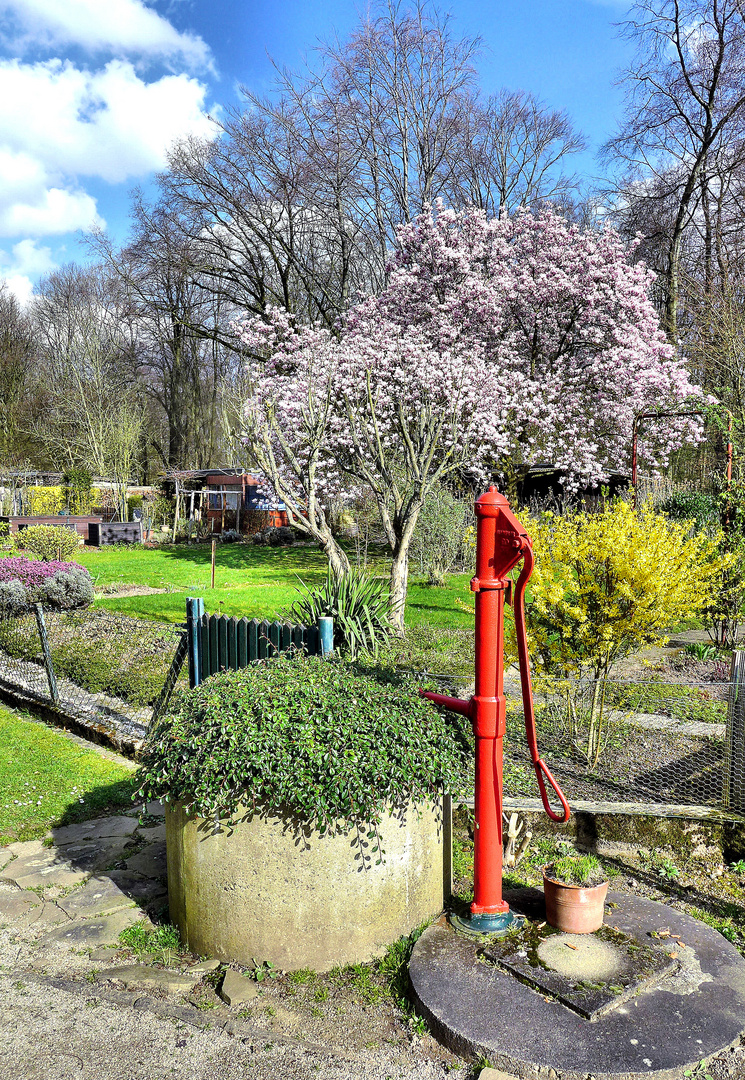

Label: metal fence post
[186,597,205,689]
[725,650,745,812]
[33,603,59,705]
[319,616,334,658]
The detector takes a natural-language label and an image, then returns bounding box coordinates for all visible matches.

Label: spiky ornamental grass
[137,653,468,837]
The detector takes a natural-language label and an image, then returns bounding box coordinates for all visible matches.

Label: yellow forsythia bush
[514,500,730,766]
[27,486,65,515]
[523,500,726,682]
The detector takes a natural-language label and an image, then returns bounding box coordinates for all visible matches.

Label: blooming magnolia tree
[236,204,705,632]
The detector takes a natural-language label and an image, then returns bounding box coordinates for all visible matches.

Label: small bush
[409,483,474,585]
[37,566,94,611]
[659,489,718,533]
[0,579,28,618]
[19,525,80,561]
[137,653,468,833]
[0,557,93,612]
[285,569,392,657]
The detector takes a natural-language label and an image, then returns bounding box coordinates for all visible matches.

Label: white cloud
[0,239,56,303]
[0,58,216,183]
[0,0,218,293]
[0,58,216,240]
[0,0,212,69]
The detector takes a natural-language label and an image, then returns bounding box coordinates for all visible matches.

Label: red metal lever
[512,542,570,823]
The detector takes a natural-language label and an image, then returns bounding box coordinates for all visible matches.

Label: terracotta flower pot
[543,870,609,934]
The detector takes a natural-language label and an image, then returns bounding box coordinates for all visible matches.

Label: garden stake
[421,487,569,937]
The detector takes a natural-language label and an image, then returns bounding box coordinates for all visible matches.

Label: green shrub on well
[137,654,468,833]
[19,525,80,561]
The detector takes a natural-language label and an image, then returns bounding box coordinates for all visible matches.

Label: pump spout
[419,689,473,719]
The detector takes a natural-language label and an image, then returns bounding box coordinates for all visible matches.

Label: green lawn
[75,541,474,630]
[0,704,138,844]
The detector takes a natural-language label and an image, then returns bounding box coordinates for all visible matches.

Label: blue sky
[0,0,634,302]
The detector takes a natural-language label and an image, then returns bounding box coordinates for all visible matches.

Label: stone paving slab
[124,841,167,881]
[18,902,72,929]
[4,838,49,859]
[40,907,149,948]
[51,815,140,846]
[137,823,166,844]
[96,964,200,994]
[56,875,139,919]
[0,887,41,920]
[46,834,134,873]
[104,869,167,903]
[2,851,89,890]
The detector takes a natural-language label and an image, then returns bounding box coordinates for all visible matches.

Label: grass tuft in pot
[136,652,469,844]
[544,853,607,888]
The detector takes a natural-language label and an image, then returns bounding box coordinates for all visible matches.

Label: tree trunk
[324,535,351,583]
[389,544,409,635]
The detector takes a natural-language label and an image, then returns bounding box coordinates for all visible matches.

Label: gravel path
[0,801,468,1080]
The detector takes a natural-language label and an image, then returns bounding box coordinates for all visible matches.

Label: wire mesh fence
[501,673,735,812]
[0,606,187,752]
[2,595,745,817]
[406,660,740,814]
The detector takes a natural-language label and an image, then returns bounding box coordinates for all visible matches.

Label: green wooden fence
[186,597,322,688]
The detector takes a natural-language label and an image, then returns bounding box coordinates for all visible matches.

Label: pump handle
[513,541,570,824]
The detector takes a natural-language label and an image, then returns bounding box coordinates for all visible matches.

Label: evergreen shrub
[137,653,468,833]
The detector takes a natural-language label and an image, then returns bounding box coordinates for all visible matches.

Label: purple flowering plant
[0,558,86,588]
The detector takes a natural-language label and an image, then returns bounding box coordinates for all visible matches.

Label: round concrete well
[166,800,445,971]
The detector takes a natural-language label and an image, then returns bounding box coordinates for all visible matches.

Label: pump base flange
[449,910,525,939]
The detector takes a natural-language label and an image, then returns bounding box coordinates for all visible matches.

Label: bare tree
[0,285,39,462]
[160,1,584,337]
[446,89,586,216]
[90,194,238,470]
[603,0,745,344]
[28,264,146,514]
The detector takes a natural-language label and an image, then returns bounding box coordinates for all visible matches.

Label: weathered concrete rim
[409,890,745,1080]
[167,797,446,971]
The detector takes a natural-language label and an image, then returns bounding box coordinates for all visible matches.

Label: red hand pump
[421,487,569,936]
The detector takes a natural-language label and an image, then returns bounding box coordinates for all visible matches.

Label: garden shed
[163,468,288,535]
[517,463,631,510]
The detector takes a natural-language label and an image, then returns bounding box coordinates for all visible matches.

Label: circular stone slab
[409,891,745,1080]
